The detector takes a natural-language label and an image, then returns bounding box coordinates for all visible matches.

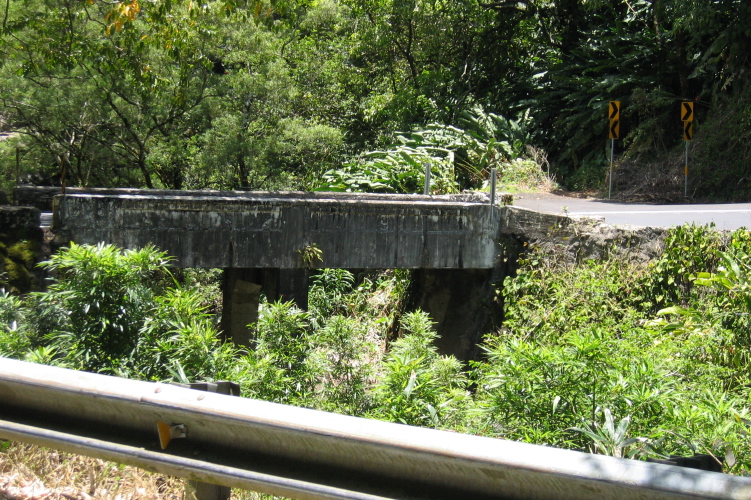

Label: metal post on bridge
[16,146,21,186]
[424,162,431,195]
[490,167,497,205]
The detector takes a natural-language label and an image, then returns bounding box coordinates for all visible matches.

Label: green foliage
[37,243,172,372]
[369,311,469,429]
[6,227,751,472]
[647,232,751,389]
[305,315,376,414]
[690,94,751,200]
[533,24,671,190]
[636,225,725,310]
[318,143,457,194]
[472,325,677,449]
[570,408,652,459]
[635,225,751,312]
[136,287,238,381]
[298,243,323,269]
[5,242,237,382]
[474,227,751,470]
[0,240,38,294]
[317,106,550,194]
[0,136,28,198]
[0,0,350,191]
[242,300,314,403]
[1,0,750,196]
[516,0,751,192]
[308,268,357,325]
[0,289,29,357]
[240,271,386,413]
[0,0,219,188]
[499,255,638,341]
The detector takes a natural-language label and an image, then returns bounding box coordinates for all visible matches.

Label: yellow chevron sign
[609,119,620,139]
[684,121,693,141]
[609,101,620,120]
[681,102,694,122]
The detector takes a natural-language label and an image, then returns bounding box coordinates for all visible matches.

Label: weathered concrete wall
[499,205,668,262]
[54,190,500,269]
[1,206,41,235]
[14,186,169,211]
[14,186,63,211]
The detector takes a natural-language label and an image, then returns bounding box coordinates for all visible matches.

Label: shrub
[476,231,751,471]
[37,243,172,373]
[0,289,29,357]
[241,300,313,404]
[305,315,376,414]
[369,311,469,429]
[10,243,234,383]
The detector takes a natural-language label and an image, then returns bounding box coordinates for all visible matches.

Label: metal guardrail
[1,357,751,500]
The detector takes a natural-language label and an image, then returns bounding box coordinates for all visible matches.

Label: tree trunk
[138,149,154,189]
[674,30,691,99]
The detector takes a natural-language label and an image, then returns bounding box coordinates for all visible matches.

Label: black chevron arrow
[684,121,693,141]
[610,120,620,139]
[682,102,694,121]
[609,101,619,120]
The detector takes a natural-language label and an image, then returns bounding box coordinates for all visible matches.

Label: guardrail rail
[1,357,750,500]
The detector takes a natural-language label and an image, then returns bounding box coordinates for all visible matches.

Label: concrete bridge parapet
[53,190,501,270]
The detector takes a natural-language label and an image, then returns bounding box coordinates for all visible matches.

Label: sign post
[681,102,694,197]
[608,101,620,199]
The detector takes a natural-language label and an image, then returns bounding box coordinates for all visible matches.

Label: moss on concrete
[0,207,43,293]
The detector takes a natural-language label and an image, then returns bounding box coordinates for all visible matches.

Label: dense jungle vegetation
[2,225,751,473]
[1,0,751,199]
[3,0,751,483]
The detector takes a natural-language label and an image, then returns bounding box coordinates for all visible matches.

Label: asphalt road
[41,195,751,231]
[512,193,751,230]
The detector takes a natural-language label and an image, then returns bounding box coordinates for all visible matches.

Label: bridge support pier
[221,268,309,347]
[406,268,502,362]
[222,267,501,361]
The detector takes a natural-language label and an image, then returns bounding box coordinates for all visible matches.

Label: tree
[1,0,225,188]
[179,2,349,190]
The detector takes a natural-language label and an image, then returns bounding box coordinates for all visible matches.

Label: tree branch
[477,0,533,11]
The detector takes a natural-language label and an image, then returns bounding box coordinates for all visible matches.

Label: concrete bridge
[32,187,663,360]
[53,190,500,269]
[51,189,505,359]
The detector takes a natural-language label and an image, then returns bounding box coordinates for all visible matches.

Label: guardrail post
[181,381,240,500]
